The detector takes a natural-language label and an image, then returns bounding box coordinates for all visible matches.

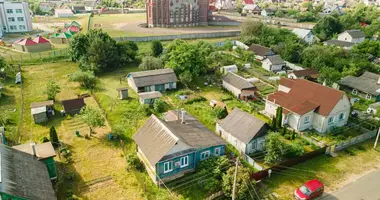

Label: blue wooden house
[133,109,226,184]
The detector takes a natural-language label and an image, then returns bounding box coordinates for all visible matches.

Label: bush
[285,142,305,157]
[69,70,97,89]
[344,148,356,156]
[126,153,144,171]
[185,96,206,104]
[214,107,228,119]
[153,99,168,113]
[139,104,152,116]
[221,95,233,101]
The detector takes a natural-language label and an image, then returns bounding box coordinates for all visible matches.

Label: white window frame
[19,25,25,30]
[9,25,16,30]
[304,116,310,124]
[200,150,210,160]
[339,113,345,121]
[366,93,372,100]
[180,156,189,168]
[15,9,22,13]
[214,147,221,156]
[17,17,24,22]
[328,117,334,124]
[6,9,12,14]
[163,161,173,173]
[8,17,15,22]
[352,89,358,95]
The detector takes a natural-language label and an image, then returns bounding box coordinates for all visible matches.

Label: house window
[304,116,310,124]
[163,161,173,173]
[169,82,174,89]
[328,117,334,124]
[8,17,15,22]
[352,89,358,95]
[180,156,188,168]
[19,25,25,30]
[366,93,372,100]
[200,151,210,160]
[339,113,345,121]
[3,26,6,30]
[251,142,257,150]
[16,9,22,13]
[6,9,13,14]
[214,147,221,156]
[9,25,16,30]
[17,17,24,22]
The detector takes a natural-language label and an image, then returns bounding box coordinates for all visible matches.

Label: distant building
[248,44,275,60]
[363,0,380,6]
[292,28,315,44]
[146,0,209,27]
[323,40,355,50]
[242,4,260,14]
[0,0,33,37]
[13,36,52,53]
[30,100,55,123]
[39,2,55,13]
[220,64,238,74]
[222,72,257,100]
[337,30,365,44]
[288,68,319,80]
[138,91,162,104]
[261,8,275,16]
[127,69,177,93]
[262,55,285,72]
[62,98,85,115]
[339,72,380,101]
[55,9,73,17]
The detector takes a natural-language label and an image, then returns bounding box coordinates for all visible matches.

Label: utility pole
[232,158,239,200]
[374,128,380,149]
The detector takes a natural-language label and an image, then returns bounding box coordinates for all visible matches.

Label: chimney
[30,142,37,158]
[181,108,185,124]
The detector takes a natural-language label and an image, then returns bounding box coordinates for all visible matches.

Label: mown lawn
[262,140,380,199]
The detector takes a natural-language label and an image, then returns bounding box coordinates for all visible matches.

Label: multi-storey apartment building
[146,0,209,27]
[0,0,32,37]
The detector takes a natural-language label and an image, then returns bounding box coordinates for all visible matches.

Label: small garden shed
[13,36,52,53]
[50,32,73,44]
[30,100,54,124]
[138,91,162,104]
[62,98,85,115]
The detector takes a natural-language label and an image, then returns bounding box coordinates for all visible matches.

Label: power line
[244,179,256,200]
[248,180,260,200]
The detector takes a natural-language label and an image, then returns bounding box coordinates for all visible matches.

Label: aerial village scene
[0,0,380,199]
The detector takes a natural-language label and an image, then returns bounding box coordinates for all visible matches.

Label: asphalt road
[320,168,380,200]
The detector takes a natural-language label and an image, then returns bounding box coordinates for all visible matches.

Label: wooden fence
[204,191,223,200]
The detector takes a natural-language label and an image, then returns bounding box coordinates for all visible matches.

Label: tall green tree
[240,20,263,37]
[139,56,163,70]
[264,132,287,163]
[49,126,59,148]
[69,33,90,61]
[69,71,97,89]
[313,16,343,40]
[44,80,61,100]
[80,106,105,136]
[222,166,256,200]
[275,107,283,129]
[151,40,163,57]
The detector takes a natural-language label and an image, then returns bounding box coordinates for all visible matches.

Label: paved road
[320,169,380,200]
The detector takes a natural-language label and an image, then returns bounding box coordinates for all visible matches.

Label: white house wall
[222,80,241,98]
[297,110,314,131]
[127,77,138,92]
[338,32,365,44]
[246,136,266,154]
[262,59,271,71]
[304,32,314,44]
[0,2,32,34]
[320,94,350,133]
[271,64,284,71]
[264,99,278,116]
[216,123,246,154]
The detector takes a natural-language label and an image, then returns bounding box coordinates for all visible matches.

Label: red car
[294,179,324,200]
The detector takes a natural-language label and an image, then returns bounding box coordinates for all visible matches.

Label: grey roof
[138,91,162,99]
[248,44,274,57]
[0,145,56,200]
[292,28,313,39]
[31,100,54,109]
[324,40,355,47]
[339,72,380,96]
[265,55,285,65]
[344,30,365,38]
[13,142,56,160]
[133,112,225,165]
[223,72,256,90]
[218,108,269,144]
[128,69,178,88]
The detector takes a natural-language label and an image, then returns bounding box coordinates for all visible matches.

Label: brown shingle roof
[248,44,275,57]
[291,68,319,78]
[268,78,345,116]
[13,142,56,160]
[61,98,85,112]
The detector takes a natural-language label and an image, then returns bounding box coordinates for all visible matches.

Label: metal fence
[115,31,241,42]
[2,48,70,64]
[245,154,264,171]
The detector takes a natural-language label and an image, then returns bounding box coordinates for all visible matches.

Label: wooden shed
[116,87,128,100]
[138,91,162,104]
[61,98,85,115]
[30,100,54,124]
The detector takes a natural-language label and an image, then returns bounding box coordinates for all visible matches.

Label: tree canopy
[313,15,343,41]
[222,165,256,200]
[44,80,61,100]
[80,106,105,135]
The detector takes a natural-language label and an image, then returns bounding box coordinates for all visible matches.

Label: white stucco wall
[319,94,351,133]
[304,32,314,44]
[264,100,278,116]
[0,2,32,33]
[338,32,365,44]
[297,110,314,131]
[222,80,241,98]
[217,123,246,154]
[127,77,138,92]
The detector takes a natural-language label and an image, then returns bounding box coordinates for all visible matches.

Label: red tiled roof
[268,78,345,116]
[18,38,37,46]
[66,25,80,33]
[33,36,50,44]
[244,0,254,4]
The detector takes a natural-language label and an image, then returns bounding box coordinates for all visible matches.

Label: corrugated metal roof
[31,106,47,115]
[265,55,285,65]
[223,72,256,90]
[128,69,177,88]
[292,28,313,39]
[344,30,365,38]
[0,145,56,200]
[218,108,269,144]
[138,91,162,99]
[31,100,54,108]
[13,142,56,160]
